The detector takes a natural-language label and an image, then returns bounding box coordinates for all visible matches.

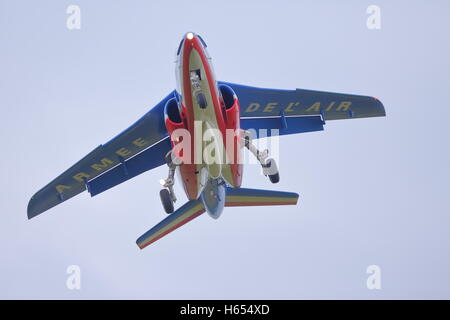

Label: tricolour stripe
[136,200,205,249]
[225,187,299,207]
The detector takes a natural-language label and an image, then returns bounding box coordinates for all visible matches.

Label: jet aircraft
[27,32,386,248]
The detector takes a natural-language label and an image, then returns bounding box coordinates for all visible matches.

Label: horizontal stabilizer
[225,187,299,207]
[136,200,205,249]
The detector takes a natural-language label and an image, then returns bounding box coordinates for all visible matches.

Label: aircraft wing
[219,81,385,137]
[27,91,176,219]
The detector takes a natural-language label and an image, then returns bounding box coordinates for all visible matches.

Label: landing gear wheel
[160,189,174,214]
[268,172,280,184]
[264,159,280,184]
[243,131,281,184]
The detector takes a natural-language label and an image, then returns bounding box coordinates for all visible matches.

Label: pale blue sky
[1,0,449,299]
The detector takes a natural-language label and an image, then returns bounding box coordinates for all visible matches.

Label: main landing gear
[159,151,181,214]
[243,132,280,184]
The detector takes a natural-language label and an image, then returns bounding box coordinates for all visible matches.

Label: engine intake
[164,97,183,124]
[219,84,240,129]
[164,97,186,144]
[220,84,236,110]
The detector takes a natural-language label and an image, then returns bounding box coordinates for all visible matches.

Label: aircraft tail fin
[225,187,299,207]
[136,199,205,249]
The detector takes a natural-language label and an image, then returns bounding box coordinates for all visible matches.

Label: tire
[160,189,174,214]
[265,159,280,183]
[269,172,280,184]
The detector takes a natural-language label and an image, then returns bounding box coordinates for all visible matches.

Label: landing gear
[190,70,207,109]
[243,132,280,184]
[159,151,181,214]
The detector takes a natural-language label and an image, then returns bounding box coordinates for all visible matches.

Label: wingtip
[136,240,146,250]
[27,195,43,220]
[27,197,36,220]
[372,96,386,117]
[291,192,300,205]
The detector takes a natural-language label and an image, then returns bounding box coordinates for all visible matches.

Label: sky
[1,0,450,299]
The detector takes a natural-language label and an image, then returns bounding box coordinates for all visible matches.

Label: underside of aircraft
[27,32,385,248]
